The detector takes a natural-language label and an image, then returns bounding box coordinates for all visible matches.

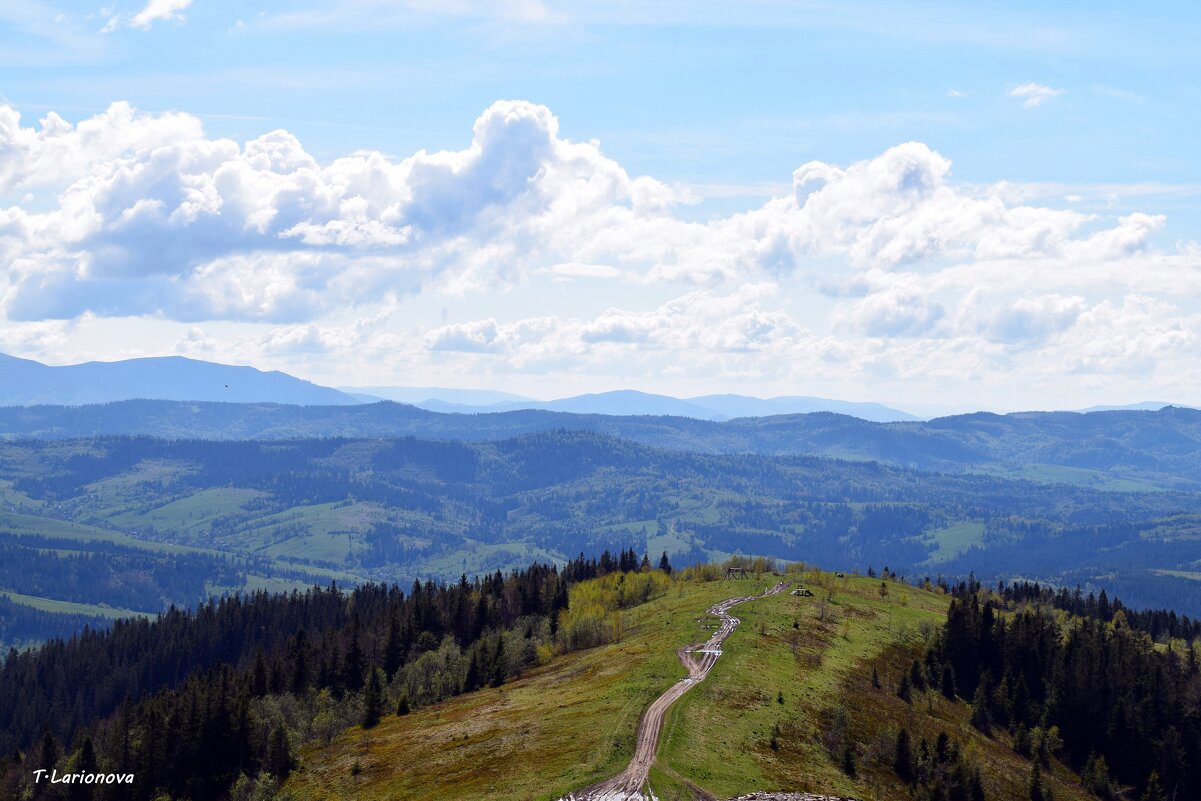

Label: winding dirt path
[562,580,791,801]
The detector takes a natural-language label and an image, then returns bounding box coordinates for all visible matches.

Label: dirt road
[562,580,791,801]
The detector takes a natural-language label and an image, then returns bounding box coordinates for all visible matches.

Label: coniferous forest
[0,552,665,801]
[920,580,1201,800]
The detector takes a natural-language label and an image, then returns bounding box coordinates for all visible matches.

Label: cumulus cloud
[0,99,674,321]
[4,97,1201,404]
[1009,82,1065,108]
[422,285,801,372]
[977,294,1086,344]
[3,99,1176,325]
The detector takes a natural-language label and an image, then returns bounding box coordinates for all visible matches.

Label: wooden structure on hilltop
[726,566,749,580]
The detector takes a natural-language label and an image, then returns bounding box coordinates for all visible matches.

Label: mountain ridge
[0,353,360,406]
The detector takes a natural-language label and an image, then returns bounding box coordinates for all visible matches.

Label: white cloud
[1,100,1170,324]
[976,294,1086,345]
[423,285,801,373]
[99,0,193,32]
[131,0,192,28]
[2,97,1201,405]
[1009,82,1065,108]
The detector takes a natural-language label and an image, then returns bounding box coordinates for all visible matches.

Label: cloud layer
[1,99,1199,405]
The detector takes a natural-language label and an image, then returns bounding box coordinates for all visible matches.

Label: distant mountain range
[3,353,1191,424]
[0,354,920,421]
[2,399,1201,489]
[0,353,358,406]
[342,386,919,422]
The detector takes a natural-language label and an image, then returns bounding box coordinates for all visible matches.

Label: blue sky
[1,1,1199,411]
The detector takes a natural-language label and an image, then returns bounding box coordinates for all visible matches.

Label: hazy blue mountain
[685,393,917,422]
[520,389,722,417]
[3,400,1201,488]
[402,389,917,421]
[0,353,359,406]
[339,386,533,406]
[415,389,728,418]
[1074,401,1190,413]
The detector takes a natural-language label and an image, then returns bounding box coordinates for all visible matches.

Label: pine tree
[1140,771,1165,801]
[935,731,951,764]
[894,728,913,782]
[266,724,293,779]
[396,693,411,716]
[252,649,268,698]
[490,637,506,688]
[970,683,992,734]
[69,737,98,801]
[362,668,384,729]
[383,613,403,680]
[841,743,857,777]
[941,664,957,699]
[344,615,365,692]
[463,651,480,693]
[290,629,309,694]
[969,767,986,801]
[910,659,928,691]
[1028,761,1044,801]
[1081,753,1113,800]
[1013,723,1031,758]
[37,729,58,772]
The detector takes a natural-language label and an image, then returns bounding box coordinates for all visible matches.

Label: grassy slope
[0,589,147,620]
[923,521,986,564]
[652,574,1090,801]
[284,578,770,801]
[285,572,1094,801]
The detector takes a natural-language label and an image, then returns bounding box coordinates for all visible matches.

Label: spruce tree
[396,693,411,716]
[910,659,927,691]
[362,668,383,729]
[490,637,506,688]
[1140,771,1165,801]
[37,729,58,772]
[894,728,913,782]
[658,551,672,575]
[290,629,309,694]
[463,651,480,693]
[383,614,403,681]
[970,683,992,734]
[969,767,986,801]
[252,649,268,698]
[344,615,365,692]
[940,664,957,699]
[266,724,293,779]
[1028,761,1044,801]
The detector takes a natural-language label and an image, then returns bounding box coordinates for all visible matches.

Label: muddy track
[562,580,791,801]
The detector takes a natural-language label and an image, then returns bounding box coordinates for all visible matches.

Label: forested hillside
[3,430,1201,644]
[3,402,1201,489]
[8,561,1192,800]
[0,554,662,801]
